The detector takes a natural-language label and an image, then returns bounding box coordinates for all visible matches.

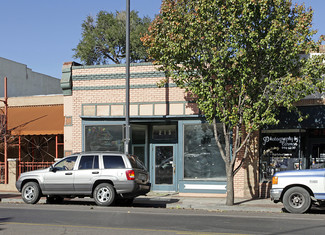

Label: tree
[142,0,325,205]
[73,10,152,65]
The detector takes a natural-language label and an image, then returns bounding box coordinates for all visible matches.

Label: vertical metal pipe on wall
[56,135,58,159]
[125,0,130,155]
[4,77,8,184]
[19,136,21,176]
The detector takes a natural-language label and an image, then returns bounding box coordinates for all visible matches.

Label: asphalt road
[1,202,325,235]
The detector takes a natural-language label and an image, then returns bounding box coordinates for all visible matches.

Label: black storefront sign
[262,134,299,155]
[260,133,301,180]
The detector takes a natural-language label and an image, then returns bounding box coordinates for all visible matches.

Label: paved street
[1,201,325,235]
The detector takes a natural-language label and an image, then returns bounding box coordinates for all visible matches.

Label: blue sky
[0,0,324,79]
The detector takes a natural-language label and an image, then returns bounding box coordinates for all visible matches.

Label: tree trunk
[226,165,234,206]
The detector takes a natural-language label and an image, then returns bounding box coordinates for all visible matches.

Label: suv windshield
[128,155,146,170]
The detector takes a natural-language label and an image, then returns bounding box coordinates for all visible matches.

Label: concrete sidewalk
[0,191,284,213]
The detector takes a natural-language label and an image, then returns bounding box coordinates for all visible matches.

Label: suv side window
[103,155,125,169]
[55,156,77,171]
[78,155,99,170]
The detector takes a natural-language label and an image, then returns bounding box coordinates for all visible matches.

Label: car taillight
[126,170,135,180]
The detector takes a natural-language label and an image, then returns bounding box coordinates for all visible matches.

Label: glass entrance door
[151,144,177,191]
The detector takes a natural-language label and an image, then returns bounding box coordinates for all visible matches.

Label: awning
[5,105,64,136]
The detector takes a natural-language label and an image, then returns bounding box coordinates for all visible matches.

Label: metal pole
[4,77,8,184]
[125,0,130,155]
[19,136,21,176]
[56,135,58,159]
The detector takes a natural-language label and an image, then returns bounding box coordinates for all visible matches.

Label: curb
[0,196,284,213]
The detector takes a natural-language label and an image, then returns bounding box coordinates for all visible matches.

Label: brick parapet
[68,63,197,153]
[72,63,160,76]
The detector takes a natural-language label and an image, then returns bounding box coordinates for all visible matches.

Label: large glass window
[183,123,226,180]
[85,125,124,152]
[260,132,303,181]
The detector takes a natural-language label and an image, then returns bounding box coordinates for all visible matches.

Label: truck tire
[283,186,311,214]
[22,181,41,204]
[93,183,116,206]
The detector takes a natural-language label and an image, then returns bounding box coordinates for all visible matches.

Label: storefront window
[183,123,226,180]
[260,132,303,181]
[309,129,325,168]
[85,125,124,152]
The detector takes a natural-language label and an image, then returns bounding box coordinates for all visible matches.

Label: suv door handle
[92,172,99,174]
[65,172,73,175]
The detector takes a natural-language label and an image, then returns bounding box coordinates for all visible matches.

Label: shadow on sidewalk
[234,198,269,205]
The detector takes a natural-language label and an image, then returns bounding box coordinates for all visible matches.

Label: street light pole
[125,0,130,155]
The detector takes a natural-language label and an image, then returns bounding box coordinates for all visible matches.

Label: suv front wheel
[22,182,41,204]
[93,183,116,206]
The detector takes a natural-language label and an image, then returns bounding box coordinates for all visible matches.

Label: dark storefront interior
[260,106,325,182]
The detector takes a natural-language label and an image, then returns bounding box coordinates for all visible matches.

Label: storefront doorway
[150,144,177,191]
[131,125,148,169]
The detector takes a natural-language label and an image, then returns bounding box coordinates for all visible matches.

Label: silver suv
[16,152,151,206]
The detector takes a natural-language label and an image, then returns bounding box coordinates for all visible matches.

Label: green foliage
[73,10,152,65]
[142,0,325,133]
[142,0,325,204]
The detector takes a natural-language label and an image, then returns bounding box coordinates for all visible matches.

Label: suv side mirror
[50,165,57,173]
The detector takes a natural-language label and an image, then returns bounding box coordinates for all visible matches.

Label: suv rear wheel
[93,183,116,206]
[283,186,311,214]
[22,182,41,204]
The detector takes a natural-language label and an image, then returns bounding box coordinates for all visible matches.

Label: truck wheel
[22,182,41,204]
[93,183,116,206]
[283,187,311,214]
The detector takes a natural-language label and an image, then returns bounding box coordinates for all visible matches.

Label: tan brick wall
[68,64,198,153]
[234,130,260,198]
[72,65,160,76]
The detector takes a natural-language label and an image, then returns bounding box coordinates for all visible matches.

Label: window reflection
[184,123,226,180]
[155,146,173,184]
[85,125,124,152]
[54,156,77,171]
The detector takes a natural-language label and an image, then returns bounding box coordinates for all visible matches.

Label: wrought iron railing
[0,162,4,184]
[19,161,54,176]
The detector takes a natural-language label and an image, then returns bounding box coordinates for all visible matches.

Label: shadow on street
[57,197,180,209]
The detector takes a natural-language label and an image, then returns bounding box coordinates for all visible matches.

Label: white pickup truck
[271,168,325,213]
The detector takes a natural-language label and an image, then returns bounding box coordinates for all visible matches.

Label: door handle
[92,171,99,174]
[65,172,73,175]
